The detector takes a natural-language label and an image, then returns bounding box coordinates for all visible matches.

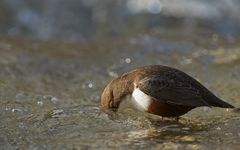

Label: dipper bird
[101,65,234,117]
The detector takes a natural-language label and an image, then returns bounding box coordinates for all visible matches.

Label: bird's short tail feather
[212,99,235,108]
[207,94,234,108]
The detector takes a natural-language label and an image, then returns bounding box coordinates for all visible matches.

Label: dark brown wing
[138,75,210,107]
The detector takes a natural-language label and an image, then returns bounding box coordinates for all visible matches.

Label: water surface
[0,33,240,149]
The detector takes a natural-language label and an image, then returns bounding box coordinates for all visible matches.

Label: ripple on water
[0,37,240,149]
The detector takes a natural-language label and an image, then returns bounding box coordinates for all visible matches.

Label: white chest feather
[132,88,151,111]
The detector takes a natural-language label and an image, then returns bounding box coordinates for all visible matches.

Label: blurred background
[1,0,240,149]
[1,0,240,40]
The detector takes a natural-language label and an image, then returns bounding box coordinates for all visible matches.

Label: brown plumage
[101,65,234,117]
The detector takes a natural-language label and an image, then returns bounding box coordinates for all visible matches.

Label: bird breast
[132,87,152,111]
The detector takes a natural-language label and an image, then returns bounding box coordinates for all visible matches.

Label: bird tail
[207,94,235,108]
[213,99,235,108]
[210,97,235,108]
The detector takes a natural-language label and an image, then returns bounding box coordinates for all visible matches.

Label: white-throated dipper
[101,65,235,117]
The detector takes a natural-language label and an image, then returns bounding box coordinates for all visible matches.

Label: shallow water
[0,33,240,149]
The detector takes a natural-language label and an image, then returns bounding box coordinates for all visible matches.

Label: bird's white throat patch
[132,88,151,111]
